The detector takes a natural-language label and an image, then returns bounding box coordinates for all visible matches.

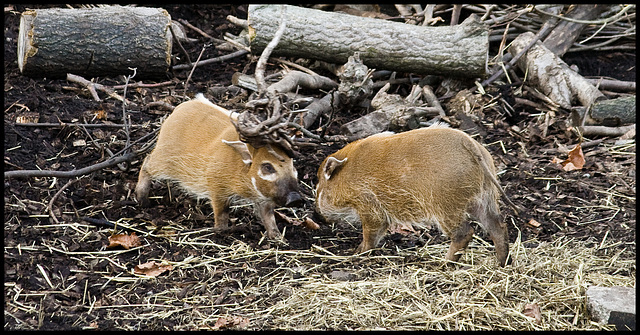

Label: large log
[18,5,172,78]
[247,5,489,78]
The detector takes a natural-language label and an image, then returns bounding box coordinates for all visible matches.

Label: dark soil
[4,4,635,330]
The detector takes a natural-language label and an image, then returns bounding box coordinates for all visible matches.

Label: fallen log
[18,5,172,78]
[246,5,489,77]
[573,96,636,126]
[509,31,606,109]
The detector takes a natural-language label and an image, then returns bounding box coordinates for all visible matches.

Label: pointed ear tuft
[323,156,347,180]
[222,140,252,166]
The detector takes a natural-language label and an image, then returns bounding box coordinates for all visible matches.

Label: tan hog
[315,124,518,266]
[136,94,302,243]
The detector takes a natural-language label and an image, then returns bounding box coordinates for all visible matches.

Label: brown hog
[315,124,517,266]
[136,94,302,242]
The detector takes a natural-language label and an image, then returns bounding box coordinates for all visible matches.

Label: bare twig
[579,124,635,137]
[112,80,175,90]
[450,4,463,25]
[266,71,337,96]
[478,16,559,89]
[184,44,210,97]
[4,152,137,179]
[66,73,132,105]
[586,78,635,92]
[47,176,85,224]
[4,128,157,180]
[121,68,136,155]
[273,58,319,76]
[226,15,248,29]
[15,122,143,128]
[533,4,634,25]
[170,23,192,65]
[421,85,446,117]
[178,18,220,41]
[171,49,248,71]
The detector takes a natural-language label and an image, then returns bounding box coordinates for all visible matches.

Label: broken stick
[509,31,606,109]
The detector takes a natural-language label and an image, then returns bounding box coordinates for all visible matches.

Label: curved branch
[4,152,138,179]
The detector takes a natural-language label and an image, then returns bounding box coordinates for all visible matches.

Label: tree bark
[247,5,489,78]
[18,5,172,78]
[542,4,610,57]
[589,96,636,125]
[509,32,606,109]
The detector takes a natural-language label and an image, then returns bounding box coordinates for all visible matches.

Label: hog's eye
[260,162,276,175]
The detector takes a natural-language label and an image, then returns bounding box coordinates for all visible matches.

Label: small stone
[586,286,635,330]
[330,270,356,281]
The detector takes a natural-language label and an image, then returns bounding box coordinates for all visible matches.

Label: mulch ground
[4,4,635,330]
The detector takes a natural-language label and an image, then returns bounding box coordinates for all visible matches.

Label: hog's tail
[463,140,520,215]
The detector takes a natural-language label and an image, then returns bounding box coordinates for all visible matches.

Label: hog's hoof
[136,196,150,208]
[354,243,374,255]
[212,224,231,235]
[264,234,288,247]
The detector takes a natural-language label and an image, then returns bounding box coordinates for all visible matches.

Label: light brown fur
[316,125,513,266]
[136,94,302,242]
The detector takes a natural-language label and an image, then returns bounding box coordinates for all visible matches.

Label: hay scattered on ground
[235,237,634,330]
[4,219,635,330]
[158,230,634,330]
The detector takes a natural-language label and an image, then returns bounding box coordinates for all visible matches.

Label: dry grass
[84,225,635,330]
[224,237,633,330]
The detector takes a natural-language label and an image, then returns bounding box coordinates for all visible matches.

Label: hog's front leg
[256,201,287,245]
[211,197,230,232]
[355,217,388,254]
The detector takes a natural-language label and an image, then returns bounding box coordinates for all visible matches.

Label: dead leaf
[107,232,141,249]
[527,219,541,228]
[388,220,417,236]
[302,217,320,230]
[212,315,250,330]
[523,303,542,324]
[94,109,108,120]
[553,143,585,171]
[275,212,320,230]
[133,261,173,277]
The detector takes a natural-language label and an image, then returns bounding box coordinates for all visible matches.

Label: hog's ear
[222,140,252,166]
[323,157,347,180]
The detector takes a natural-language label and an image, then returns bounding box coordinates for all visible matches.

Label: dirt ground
[4,5,636,330]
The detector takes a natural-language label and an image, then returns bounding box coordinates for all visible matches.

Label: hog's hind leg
[471,195,510,267]
[444,219,474,263]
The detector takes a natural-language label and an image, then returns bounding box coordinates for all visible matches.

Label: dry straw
[164,231,634,330]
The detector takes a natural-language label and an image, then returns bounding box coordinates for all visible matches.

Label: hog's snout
[284,191,303,207]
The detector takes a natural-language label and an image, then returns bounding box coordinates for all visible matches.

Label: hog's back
[143,100,240,194]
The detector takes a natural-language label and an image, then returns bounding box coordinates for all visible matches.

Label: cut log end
[17,6,173,78]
